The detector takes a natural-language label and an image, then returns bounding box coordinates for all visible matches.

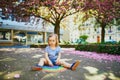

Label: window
[0,31,11,40]
[109,36,111,40]
[117,27,120,31]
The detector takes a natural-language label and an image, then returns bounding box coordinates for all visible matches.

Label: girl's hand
[56,60,60,65]
[48,61,53,66]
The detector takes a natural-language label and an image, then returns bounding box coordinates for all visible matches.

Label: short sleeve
[45,46,49,53]
[57,46,61,53]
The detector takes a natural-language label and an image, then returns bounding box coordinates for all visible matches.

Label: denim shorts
[50,59,60,66]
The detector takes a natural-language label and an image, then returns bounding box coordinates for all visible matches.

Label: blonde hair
[48,33,59,47]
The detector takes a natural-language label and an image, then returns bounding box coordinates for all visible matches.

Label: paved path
[0,45,30,48]
[0,48,120,80]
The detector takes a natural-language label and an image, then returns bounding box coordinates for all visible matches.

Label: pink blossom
[63,49,120,63]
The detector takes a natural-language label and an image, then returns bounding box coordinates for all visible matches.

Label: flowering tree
[82,0,120,42]
[29,0,84,41]
[0,0,84,41]
[0,0,17,16]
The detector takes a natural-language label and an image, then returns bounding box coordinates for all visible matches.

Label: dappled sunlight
[13,48,43,54]
[61,48,75,51]
[84,73,107,80]
[14,49,25,54]
[0,48,15,52]
[83,66,98,74]
[14,49,32,54]
[0,71,7,76]
[32,54,42,58]
[61,58,72,61]
[0,48,120,80]
[40,73,59,80]
[108,73,120,80]
[83,66,107,80]
[83,66,120,80]
[0,57,16,62]
[3,70,22,79]
[19,48,31,52]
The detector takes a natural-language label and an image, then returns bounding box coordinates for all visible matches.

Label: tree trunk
[101,23,106,43]
[54,20,60,42]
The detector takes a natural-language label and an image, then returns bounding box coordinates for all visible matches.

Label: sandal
[70,60,80,71]
[31,64,42,71]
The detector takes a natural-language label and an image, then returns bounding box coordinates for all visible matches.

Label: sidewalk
[0,45,30,48]
[0,48,120,80]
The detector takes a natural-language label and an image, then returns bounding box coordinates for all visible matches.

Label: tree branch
[50,10,57,22]
[63,10,79,18]
[40,16,55,25]
[52,7,60,18]
[59,12,66,21]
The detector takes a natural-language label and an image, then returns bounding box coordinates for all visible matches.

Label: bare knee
[39,58,48,64]
[40,58,45,61]
[59,60,64,65]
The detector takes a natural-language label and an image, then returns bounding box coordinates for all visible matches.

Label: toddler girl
[32,33,80,71]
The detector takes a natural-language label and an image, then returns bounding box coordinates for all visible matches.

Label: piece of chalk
[14,74,20,78]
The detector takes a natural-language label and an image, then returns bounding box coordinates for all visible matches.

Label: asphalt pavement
[0,48,120,80]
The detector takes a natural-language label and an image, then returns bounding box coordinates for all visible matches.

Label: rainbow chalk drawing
[42,65,67,72]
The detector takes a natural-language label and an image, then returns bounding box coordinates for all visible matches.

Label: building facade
[0,15,63,46]
[63,16,120,43]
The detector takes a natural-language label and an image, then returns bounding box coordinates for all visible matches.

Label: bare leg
[59,60,72,68]
[31,58,47,71]
[59,60,80,70]
[38,58,47,66]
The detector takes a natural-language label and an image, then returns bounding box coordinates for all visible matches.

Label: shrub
[79,35,88,41]
[76,44,120,55]
[118,41,120,44]
[63,41,70,45]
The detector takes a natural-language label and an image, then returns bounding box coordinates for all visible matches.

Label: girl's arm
[45,52,53,66]
[56,52,61,64]
[45,52,50,62]
[57,52,61,61]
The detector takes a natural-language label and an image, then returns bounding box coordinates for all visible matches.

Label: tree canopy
[82,0,120,42]
[0,0,84,41]
[0,0,120,42]
[17,0,82,38]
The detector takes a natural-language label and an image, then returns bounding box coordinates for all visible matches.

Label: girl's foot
[31,64,42,71]
[71,60,80,71]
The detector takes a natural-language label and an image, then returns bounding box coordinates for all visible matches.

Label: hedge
[75,44,120,55]
[30,44,77,48]
[30,44,120,55]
